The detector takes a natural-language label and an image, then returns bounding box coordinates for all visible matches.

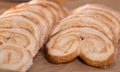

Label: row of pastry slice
[0,0,68,72]
[46,4,120,68]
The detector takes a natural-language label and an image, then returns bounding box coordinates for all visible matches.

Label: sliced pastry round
[0,15,42,45]
[0,0,69,71]
[2,9,48,41]
[46,28,80,63]
[76,27,116,68]
[0,28,38,57]
[0,44,33,72]
[46,26,116,67]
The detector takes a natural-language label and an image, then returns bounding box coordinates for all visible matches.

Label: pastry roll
[0,14,45,49]
[46,4,119,68]
[3,4,53,38]
[3,9,48,42]
[0,0,68,71]
[7,1,68,36]
[3,9,48,32]
[0,44,33,72]
[0,15,41,42]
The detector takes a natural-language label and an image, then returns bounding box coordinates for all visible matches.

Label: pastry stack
[46,4,120,68]
[0,0,68,72]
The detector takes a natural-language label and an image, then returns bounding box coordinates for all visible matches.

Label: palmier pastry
[46,4,120,68]
[46,27,116,67]
[0,0,68,71]
[0,28,37,56]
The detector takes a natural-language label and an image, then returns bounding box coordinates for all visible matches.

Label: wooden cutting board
[0,0,120,72]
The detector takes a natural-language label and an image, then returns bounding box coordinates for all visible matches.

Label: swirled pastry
[77,27,115,68]
[3,0,68,38]
[46,27,116,67]
[0,44,32,72]
[3,9,48,40]
[0,0,68,71]
[46,4,120,68]
[0,28,37,56]
[0,15,41,42]
[51,14,117,46]
[46,27,80,63]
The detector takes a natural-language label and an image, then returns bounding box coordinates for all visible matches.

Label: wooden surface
[0,0,120,72]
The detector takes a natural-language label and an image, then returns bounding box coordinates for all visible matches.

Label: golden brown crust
[45,46,78,64]
[80,50,116,68]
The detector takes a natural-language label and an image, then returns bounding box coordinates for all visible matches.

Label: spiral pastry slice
[0,28,37,57]
[2,9,48,41]
[3,4,53,36]
[46,26,115,67]
[76,27,115,68]
[46,28,80,63]
[0,15,42,44]
[3,0,68,37]
[0,44,33,72]
[0,0,68,71]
